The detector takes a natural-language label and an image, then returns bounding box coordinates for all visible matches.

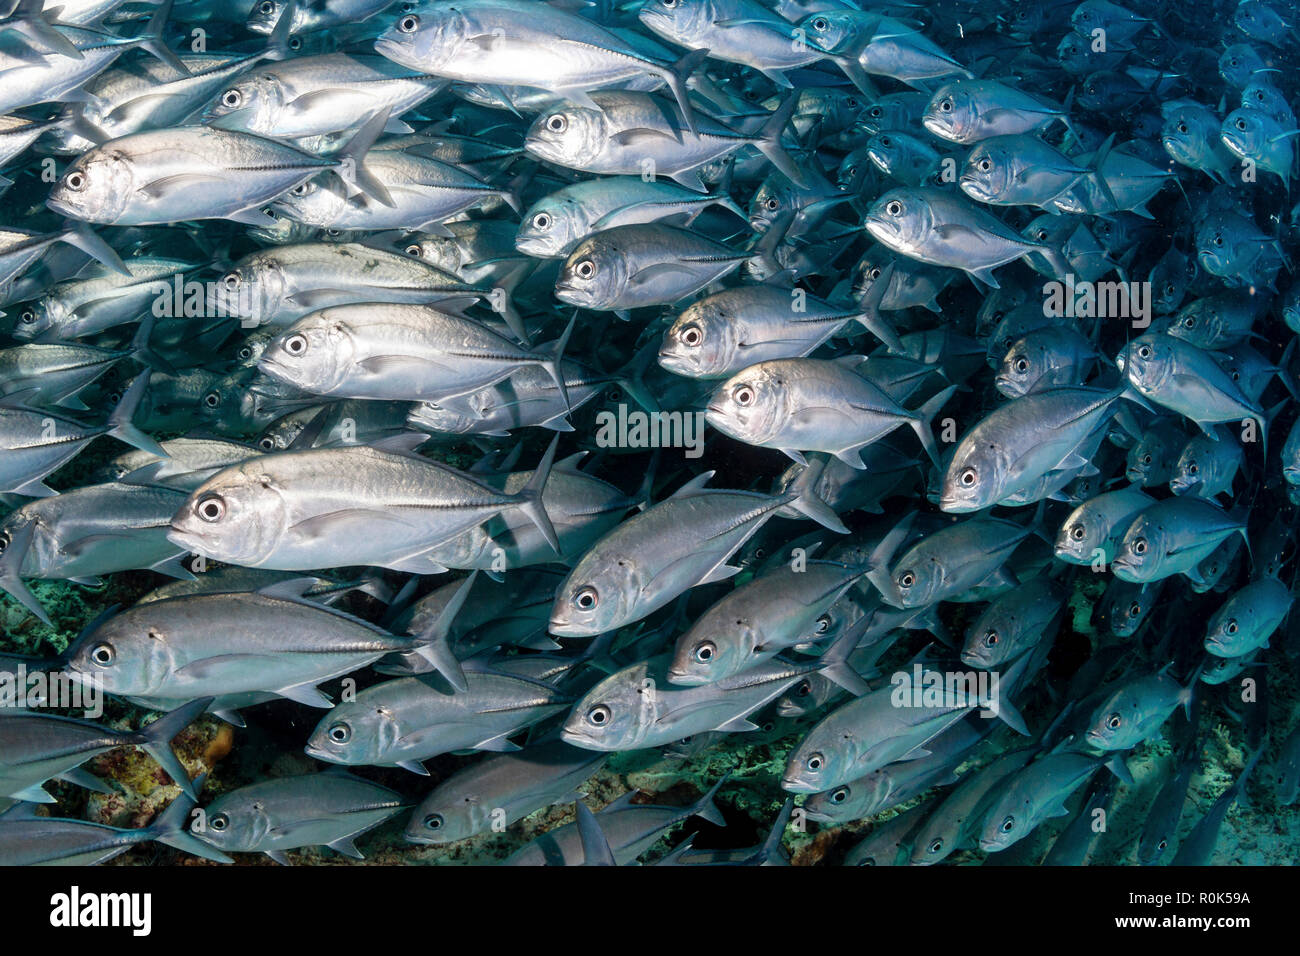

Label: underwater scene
[0,0,1298,870]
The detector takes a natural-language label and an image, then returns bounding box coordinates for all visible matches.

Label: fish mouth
[303,744,332,761]
[920,114,951,140]
[938,493,978,513]
[374,36,415,66]
[977,838,1003,851]
[665,666,704,686]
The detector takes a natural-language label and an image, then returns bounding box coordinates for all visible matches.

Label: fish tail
[511,433,561,555]
[145,776,233,864]
[663,47,710,136]
[135,697,213,800]
[57,223,128,276]
[334,108,394,207]
[754,93,807,188]
[908,384,957,468]
[136,0,189,77]
[0,518,52,625]
[106,372,169,459]
[407,572,473,692]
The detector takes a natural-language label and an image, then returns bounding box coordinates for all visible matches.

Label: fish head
[890,545,944,607]
[637,0,709,43]
[960,622,1002,669]
[959,140,1012,204]
[9,298,57,342]
[203,73,284,136]
[1205,609,1244,656]
[836,145,872,192]
[1218,44,1265,89]
[796,10,862,56]
[270,175,348,229]
[1117,333,1174,397]
[1110,512,1163,583]
[978,797,1029,852]
[549,552,639,636]
[46,148,133,225]
[258,311,353,394]
[404,791,484,845]
[374,6,463,71]
[940,438,1008,513]
[803,777,877,824]
[1084,692,1137,750]
[748,177,792,232]
[1241,80,1290,120]
[705,365,785,445]
[920,84,972,143]
[1054,504,1102,563]
[210,255,282,326]
[515,195,586,259]
[782,729,847,793]
[667,619,749,686]
[305,700,397,766]
[1168,440,1207,495]
[994,338,1044,399]
[864,188,932,257]
[523,105,606,171]
[64,605,177,698]
[1220,108,1270,161]
[560,665,649,750]
[247,0,295,35]
[168,464,286,567]
[555,236,629,310]
[659,299,737,378]
[407,399,479,435]
[191,790,274,853]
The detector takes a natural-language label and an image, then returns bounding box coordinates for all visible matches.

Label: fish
[190,771,409,863]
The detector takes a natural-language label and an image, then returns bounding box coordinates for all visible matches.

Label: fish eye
[209,812,229,831]
[259,0,275,12]
[694,641,716,663]
[1213,235,1223,246]
[1165,284,1175,295]
[291,182,310,196]
[1188,463,1198,474]
[899,570,916,588]
[829,787,849,804]
[1137,345,1152,359]
[764,197,779,211]
[221,89,242,109]
[1107,713,1122,729]
[404,243,423,257]
[885,200,903,216]
[869,267,881,279]
[424,814,444,830]
[64,171,87,191]
[398,14,419,32]
[1000,815,1015,833]
[203,391,221,408]
[1157,839,1168,850]
[1072,525,1086,540]
[574,259,596,280]
[1036,230,1048,240]
[870,106,882,118]
[532,212,552,230]
[1014,357,1029,373]
[223,272,241,291]
[929,838,944,853]
[845,97,858,108]
[283,333,308,356]
[1177,122,1188,133]
[978,158,991,171]
[328,722,351,743]
[575,585,599,610]
[1226,620,1238,634]
[196,494,226,522]
[237,346,252,360]
[1236,118,1247,130]
[1142,453,1152,464]
[90,643,115,666]
[806,752,824,772]
[662,0,677,6]
[0,534,7,556]
[812,16,828,30]
[879,136,892,147]
[546,114,568,133]
[1133,538,1148,554]
[680,324,703,347]
[940,98,953,113]
[288,36,301,49]
[586,704,611,725]
[733,383,756,406]
[1129,601,1142,616]
[959,467,977,486]
[259,436,276,450]
[19,310,34,324]
[815,614,831,634]
[985,630,999,645]
[796,680,811,697]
